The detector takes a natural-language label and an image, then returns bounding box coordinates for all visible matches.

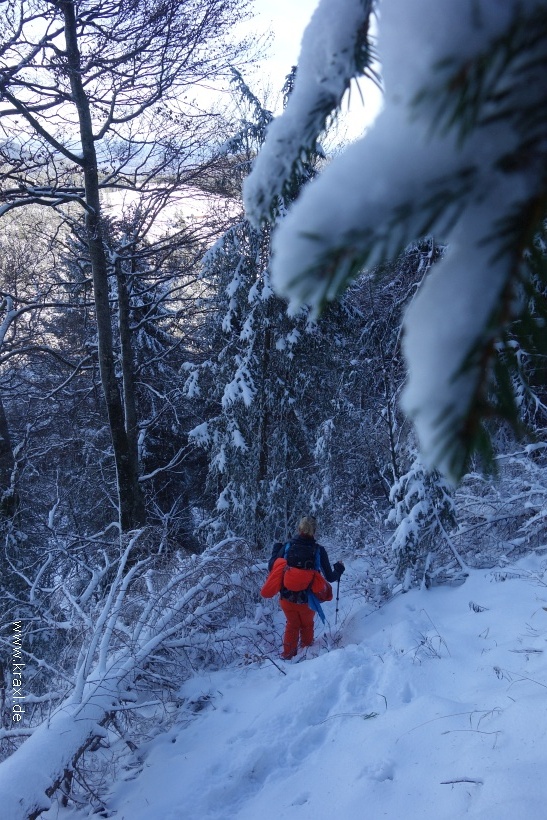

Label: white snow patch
[40,553,547,820]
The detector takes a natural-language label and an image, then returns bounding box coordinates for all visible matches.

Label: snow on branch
[245,0,547,479]
[243,0,375,226]
[0,537,261,818]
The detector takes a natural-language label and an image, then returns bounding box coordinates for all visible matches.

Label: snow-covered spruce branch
[243,0,375,226]
[0,538,261,818]
[245,0,547,482]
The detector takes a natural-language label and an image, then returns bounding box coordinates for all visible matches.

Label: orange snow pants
[279,599,315,658]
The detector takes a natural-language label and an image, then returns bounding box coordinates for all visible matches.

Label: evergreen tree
[388,456,465,591]
[185,72,347,549]
[96,212,210,550]
[244,0,547,481]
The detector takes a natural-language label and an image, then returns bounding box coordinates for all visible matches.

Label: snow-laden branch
[0,539,260,819]
[244,0,547,479]
[82,549,155,698]
[243,0,375,226]
[139,446,187,482]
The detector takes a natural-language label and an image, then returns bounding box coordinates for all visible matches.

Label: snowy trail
[64,556,547,820]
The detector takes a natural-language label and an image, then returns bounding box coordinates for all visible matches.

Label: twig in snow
[264,655,287,675]
[441,728,501,749]
[315,712,378,725]
[494,666,547,689]
[469,601,488,612]
[396,708,500,742]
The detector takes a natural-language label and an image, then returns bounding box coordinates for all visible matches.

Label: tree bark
[61,2,145,530]
[115,257,141,499]
[0,395,15,517]
[255,325,272,551]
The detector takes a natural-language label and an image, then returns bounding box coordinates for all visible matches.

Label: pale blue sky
[249,0,381,137]
[251,0,320,92]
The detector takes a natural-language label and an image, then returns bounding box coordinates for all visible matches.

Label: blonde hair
[298,515,317,537]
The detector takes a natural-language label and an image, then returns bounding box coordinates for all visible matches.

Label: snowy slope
[51,555,547,820]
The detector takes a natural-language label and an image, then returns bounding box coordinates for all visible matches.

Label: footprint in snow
[290,791,311,806]
[400,680,414,703]
[363,759,395,782]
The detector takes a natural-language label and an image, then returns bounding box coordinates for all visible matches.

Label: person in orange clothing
[261,516,345,659]
[279,598,315,659]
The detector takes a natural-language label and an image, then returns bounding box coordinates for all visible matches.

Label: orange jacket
[260,557,287,597]
[261,558,332,601]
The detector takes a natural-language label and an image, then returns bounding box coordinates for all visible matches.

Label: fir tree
[185,72,344,549]
[388,456,465,591]
[244,0,547,481]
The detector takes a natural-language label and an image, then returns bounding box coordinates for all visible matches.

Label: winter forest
[1,0,547,817]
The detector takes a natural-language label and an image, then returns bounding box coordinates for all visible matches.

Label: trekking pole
[335,579,340,625]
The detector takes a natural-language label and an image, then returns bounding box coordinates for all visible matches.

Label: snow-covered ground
[49,553,547,820]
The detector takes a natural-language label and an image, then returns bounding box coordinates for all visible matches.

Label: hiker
[261,516,345,659]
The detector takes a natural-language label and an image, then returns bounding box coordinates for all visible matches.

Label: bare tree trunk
[0,395,15,517]
[61,2,145,530]
[115,257,141,496]
[255,325,272,551]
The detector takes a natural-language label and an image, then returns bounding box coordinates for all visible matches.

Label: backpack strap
[307,548,328,620]
[314,547,321,572]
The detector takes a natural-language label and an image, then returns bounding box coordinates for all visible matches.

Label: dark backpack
[284,540,318,570]
[279,541,320,604]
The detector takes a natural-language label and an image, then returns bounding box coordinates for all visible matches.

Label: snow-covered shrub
[388,457,465,590]
[453,449,547,567]
[0,533,264,816]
